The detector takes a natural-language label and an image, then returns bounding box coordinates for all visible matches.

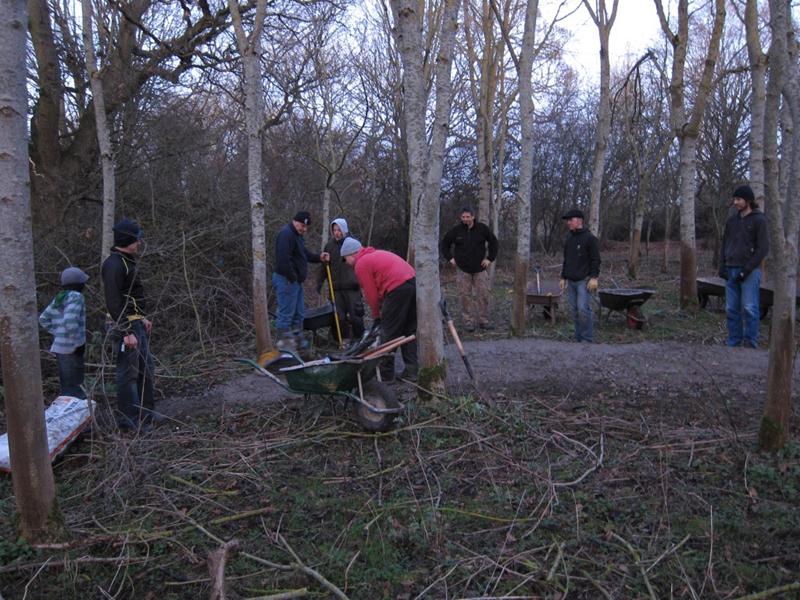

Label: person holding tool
[102,218,162,431]
[340,237,418,382]
[317,218,364,345]
[559,209,601,343]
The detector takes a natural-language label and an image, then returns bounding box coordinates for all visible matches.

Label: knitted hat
[340,237,362,257]
[293,211,311,225]
[60,267,89,286]
[733,185,755,204]
[113,218,143,247]
[562,208,584,220]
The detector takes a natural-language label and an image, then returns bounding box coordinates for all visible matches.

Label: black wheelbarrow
[268,303,336,332]
[238,334,414,433]
[597,288,656,329]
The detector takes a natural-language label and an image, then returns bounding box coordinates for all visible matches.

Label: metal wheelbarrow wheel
[354,380,400,433]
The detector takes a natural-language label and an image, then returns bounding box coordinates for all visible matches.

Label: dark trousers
[57,345,85,399]
[332,288,365,339]
[379,278,417,379]
[115,320,156,428]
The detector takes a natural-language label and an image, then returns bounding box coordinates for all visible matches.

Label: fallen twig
[208,539,240,600]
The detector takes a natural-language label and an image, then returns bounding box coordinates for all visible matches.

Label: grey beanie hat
[340,237,363,257]
[61,267,89,286]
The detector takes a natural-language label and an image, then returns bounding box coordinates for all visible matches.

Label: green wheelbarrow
[238,335,413,432]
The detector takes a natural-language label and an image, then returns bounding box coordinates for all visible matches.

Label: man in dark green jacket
[440,207,499,331]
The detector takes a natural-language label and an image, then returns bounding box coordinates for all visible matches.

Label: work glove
[559,278,567,292]
[587,278,599,293]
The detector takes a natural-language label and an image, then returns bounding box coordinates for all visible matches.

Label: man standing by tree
[560,209,601,343]
[317,218,364,343]
[272,211,330,350]
[102,218,160,431]
[719,184,769,348]
[440,206,499,331]
[340,238,417,382]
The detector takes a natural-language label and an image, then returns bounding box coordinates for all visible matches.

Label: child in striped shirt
[39,267,89,399]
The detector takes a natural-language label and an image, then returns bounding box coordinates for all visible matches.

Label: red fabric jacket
[352,247,415,318]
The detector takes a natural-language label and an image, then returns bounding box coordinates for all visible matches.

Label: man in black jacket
[102,218,159,431]
[719,184,769,348]
[272,211,330,350]
[560,209,601,342]
[440,207,499,331]
[316,217,364,342]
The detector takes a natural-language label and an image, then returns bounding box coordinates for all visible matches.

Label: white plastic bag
[0,396,94,473]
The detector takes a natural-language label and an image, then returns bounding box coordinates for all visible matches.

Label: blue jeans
[116,320,156,428]
[567,278,594,342]
[57,346,85,398]
[725,267,761,347]
[272,273,305,331]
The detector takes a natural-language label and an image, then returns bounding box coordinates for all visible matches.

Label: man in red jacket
[340,238,417,382]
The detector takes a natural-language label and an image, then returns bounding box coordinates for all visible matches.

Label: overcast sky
[542,0,663,82]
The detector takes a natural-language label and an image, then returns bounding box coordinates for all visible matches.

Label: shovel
[325,263,344,348]
[439,299,476,381]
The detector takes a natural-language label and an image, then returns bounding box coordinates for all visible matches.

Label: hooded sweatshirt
[318,218,360,291]
[351,247,416,318]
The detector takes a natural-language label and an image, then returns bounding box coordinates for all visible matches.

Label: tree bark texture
[510,0,538,335]
[81,0,116,263]
[391,0,460,390]
[584,0,618,237]
[745,0,767,201]
[0,0,60,541]
[654,0,725,309]
[759,0,798,451]
[229,0,272,355]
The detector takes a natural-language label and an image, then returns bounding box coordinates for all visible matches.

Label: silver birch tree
[0,0,60,541]
[509,0,538,334]
[583,0,619,236]
[758,0,799,451]
[228,0,273,356]
[744,0,767,201]
[81,0,116,262]
[653,0,726,310]
[390,0,460,390]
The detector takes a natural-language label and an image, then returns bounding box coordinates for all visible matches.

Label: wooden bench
[525,281,563,324]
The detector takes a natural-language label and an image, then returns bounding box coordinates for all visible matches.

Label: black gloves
[286,271,297,283]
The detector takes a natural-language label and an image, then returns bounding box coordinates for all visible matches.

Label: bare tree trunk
[759,0,799,451]
[391,0,460,391]
[583,0,619,236]
[745,0,767,201]
[81,0,116,262]
[654,0,725,310]
[661,203,672,273]
[229,0,272,356]
[510,0,538,334]
[490,73,509,285]
[0,0,60,542]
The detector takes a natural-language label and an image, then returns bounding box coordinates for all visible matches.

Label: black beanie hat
[733,185,755,204]
[293,211,311,225]
[113,218,142,247]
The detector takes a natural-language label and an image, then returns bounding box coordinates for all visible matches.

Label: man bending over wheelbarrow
[340,238,418,383]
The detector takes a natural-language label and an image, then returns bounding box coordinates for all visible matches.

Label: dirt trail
[159,338,795,418]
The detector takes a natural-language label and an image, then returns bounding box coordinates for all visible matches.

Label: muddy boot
[276,329,297,351]
[293,330,310,352]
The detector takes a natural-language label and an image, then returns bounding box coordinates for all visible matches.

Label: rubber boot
[293,330,310,351]
[276,328,296,351]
